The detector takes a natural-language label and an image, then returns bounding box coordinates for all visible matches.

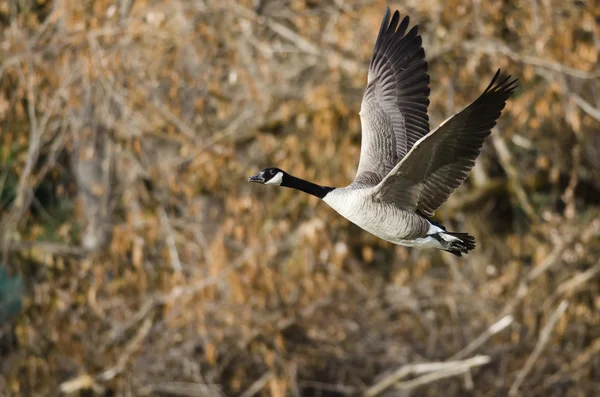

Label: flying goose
[248,8,517,256]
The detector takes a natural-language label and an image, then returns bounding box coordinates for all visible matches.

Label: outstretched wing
[373,70,518,215]
[354,8,430,186]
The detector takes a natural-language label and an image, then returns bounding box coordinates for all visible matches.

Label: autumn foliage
[1,0,600,396]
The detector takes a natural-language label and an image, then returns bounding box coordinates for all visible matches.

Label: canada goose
[248,8,517,256]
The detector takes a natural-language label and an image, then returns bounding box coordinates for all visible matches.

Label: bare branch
[140,382,224,397]
[450,315,514,360]
[160,207,183,273]
[509,300,569,396]
[557,261,600,297]
[570,94,600,122]
[463,40,600,80]
[98,316,153,382]
[239,372,274,397]
[492,135,539,222]
[365,355,490,396]
[151,97,199,140]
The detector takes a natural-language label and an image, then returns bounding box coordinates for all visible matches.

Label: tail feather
[440,232,476,257]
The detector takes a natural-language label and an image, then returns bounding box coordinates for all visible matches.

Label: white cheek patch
[265,171,283,185]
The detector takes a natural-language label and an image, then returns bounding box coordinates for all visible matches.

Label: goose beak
[248,172,265,183]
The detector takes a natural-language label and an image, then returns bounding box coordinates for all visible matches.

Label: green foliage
[0,169,18,211]
[0,266,23,323]
[0,140,22,212]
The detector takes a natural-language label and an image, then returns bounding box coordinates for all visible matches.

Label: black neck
[282,174,334,199]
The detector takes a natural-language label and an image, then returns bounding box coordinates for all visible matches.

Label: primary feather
[374,70,518,217]
[356,9,430,186]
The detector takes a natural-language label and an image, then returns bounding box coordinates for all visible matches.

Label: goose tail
[438,232,476,257]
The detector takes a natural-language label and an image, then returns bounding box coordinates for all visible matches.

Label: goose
[248,8,517,256]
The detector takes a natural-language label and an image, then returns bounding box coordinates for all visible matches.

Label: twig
[561,141,581,220]
[450,315,514,360]
[492,135,539,222]
[140,382,224,397]
[543,337,600,389]
[239,296,333,351]
[442,173,545,216]
[29,119,69,188]
[298,380,356,395]
[87,34,152,137]
[156,247,254,303]
[197,108,253,152]
[230,2,362,74]
[239,371,274,397]
[98,316,153,381]
[0,54,42,261]
[7,241,87,256]
[231,3,318,55]
[0,59,81,263]
[395,365,474,391]
[462,40,600,80]
[504,239,566,314]
[570,93,600,122]
[105,299,155,347]
[562,93,584,220]
[508,300,569,396]
[556,261,600,296]
[526,239,567,282]
[59,317,153,392]
[160,207,183,273]
[150,96,200,140]
[504,217,600,315]
[364,355,490,396]
[59,374,105,395]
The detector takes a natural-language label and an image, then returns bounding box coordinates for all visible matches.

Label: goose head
[248,167,286,185]
[248,167,334,199]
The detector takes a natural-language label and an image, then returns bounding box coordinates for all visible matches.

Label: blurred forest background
[1,0,600,396]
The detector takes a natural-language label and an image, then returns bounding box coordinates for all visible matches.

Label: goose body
[248,8,517,256]
[323,187,432,244]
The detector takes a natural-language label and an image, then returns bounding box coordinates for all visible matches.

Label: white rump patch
[440,233,461,243]
[265,171,283,185]
[427,222,460,243]
[427,222,445,235]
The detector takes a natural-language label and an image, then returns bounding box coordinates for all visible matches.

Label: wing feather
[354,8,430,186]
[373,70,518,215]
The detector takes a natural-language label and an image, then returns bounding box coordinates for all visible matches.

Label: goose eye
[269,170,275,175]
